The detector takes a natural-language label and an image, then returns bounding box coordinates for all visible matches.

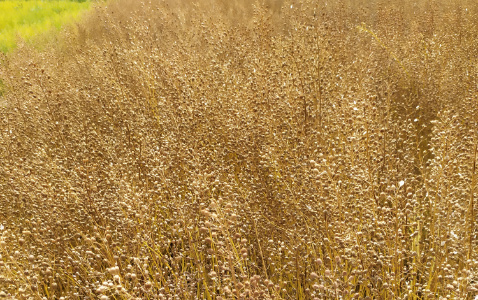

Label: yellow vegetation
[0,0,91,52]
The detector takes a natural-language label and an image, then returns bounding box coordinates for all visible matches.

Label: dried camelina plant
[0,0,477,299]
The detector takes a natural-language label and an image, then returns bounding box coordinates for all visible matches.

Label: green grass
[0,0,92,52]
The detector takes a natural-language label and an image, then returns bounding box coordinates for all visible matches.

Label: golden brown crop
[0,0,477,299]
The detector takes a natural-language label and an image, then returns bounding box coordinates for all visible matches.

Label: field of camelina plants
[0,0,477,299]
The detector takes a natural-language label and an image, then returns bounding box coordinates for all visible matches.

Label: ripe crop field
[0,0,477,299]
[0,0,91,52]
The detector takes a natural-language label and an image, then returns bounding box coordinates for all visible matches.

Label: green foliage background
[0,0,91,52]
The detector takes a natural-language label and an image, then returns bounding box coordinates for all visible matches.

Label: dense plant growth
[0,0,477,299]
